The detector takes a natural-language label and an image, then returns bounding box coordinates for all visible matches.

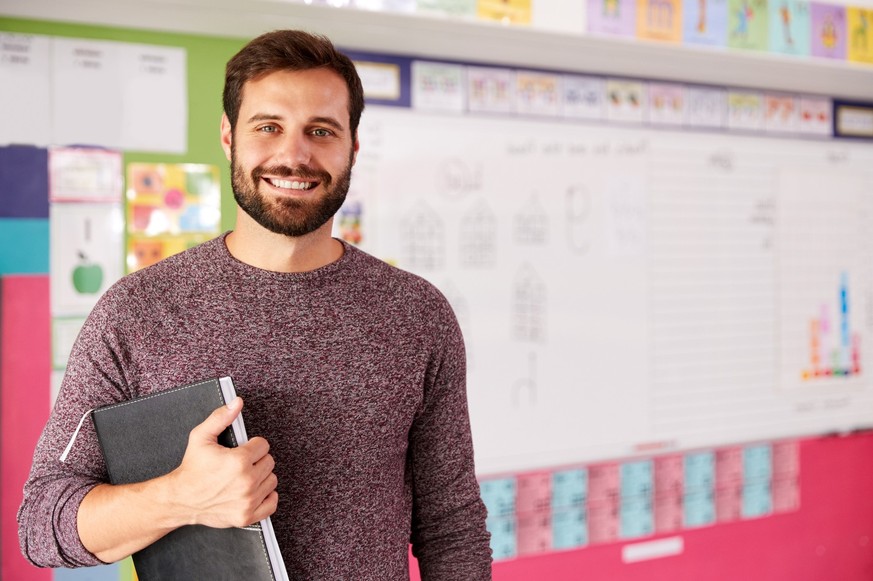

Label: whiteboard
[345,106,873,475]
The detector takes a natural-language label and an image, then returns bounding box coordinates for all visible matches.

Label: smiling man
[19,30,492,580]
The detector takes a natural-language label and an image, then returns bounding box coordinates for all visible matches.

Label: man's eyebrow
[245,113,283,124]
[310,116,346,132]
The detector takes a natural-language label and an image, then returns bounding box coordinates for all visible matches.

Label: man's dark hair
[223,30,365,139]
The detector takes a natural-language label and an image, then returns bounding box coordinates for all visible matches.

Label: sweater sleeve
[17,292,133,568]
[408,301,493,580]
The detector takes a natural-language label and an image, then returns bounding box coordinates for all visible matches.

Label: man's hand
[78,397,279,563]
[168,397,279,528]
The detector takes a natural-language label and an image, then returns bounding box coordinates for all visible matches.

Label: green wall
[0,17,248,231]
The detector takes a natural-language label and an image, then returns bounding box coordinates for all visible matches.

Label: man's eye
[258,125,278,133]
[312,128,332,137]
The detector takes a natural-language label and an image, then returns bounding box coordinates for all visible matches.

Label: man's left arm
[408,304,492,580]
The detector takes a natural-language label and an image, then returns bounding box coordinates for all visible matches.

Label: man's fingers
[190,396,244,442]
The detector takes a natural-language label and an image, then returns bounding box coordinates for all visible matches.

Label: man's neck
[225,213,344,273]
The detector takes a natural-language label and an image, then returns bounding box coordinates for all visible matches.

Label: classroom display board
[345,105,873,476]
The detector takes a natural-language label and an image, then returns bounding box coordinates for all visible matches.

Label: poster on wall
[50,202,124,316]
[49,147,124,317]
[125,162,221,273]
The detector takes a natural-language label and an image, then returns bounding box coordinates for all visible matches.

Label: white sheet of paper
[0,33,52,146]
[52,37,124,148]
[120,43,187,153]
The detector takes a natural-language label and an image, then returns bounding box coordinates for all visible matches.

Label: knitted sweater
[18,234,492,580]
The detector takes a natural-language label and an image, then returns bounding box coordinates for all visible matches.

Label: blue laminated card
[480,477,517,518]
[621,460,653,499]
[743,444,773,483]
[620,495,654,539]
[486,516,517,560]
[552,468,588,509]
[552,506,588,549]
[684,489,716,528]
[684,451,716,491]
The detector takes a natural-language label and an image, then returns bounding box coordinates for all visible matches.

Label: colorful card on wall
[467,67,515,114]
[764,93,799,133]
[847,7,873,64]
[727,90,765,131]
[769,0,811,56]
[50,203,123,316]
[477,0,531,24]
[810,3,846,59]
[412,61,466,113]
[48,147,123,203]
[647,83,685,126]
[683,0,729,46]
[125,163,220,273]
[416,0,476,18]
[798,96,832,136]
[685,86,727,128]
[588,0,638,36]
[637,0,683,41]
[606,79,646,124]
[727,0,769,50]
[514,71,561,117]
[355,61,402,102]
[562,75,607,120]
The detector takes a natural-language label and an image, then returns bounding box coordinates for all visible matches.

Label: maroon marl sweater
[18,234,492,580]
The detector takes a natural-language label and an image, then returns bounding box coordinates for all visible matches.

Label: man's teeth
[269,178,313,190]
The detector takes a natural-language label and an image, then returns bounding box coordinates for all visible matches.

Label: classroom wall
[2,5,873,580]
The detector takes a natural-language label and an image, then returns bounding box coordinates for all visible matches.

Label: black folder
[91,377,289,581]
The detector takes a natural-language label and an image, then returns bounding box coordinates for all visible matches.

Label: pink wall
[412,432,873,580]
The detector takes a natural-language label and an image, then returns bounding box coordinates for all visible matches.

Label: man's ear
[220,113,233,161]
[351,134,360,166]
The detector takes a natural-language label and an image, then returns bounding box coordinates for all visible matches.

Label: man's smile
[264,177,316,191]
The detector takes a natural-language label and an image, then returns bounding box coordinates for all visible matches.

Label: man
[18,30,492,579]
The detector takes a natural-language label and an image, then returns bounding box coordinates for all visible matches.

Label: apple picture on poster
[72,251,104,295]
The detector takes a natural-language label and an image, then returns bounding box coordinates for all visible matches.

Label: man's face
[221,68,359,238]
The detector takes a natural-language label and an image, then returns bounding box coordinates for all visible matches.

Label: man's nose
[272,132,311,167]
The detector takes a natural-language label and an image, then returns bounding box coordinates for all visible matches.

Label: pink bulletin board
[412,432,873,580]
[1,275,52,581]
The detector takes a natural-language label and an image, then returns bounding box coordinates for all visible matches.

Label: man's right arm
[77,397,278,564]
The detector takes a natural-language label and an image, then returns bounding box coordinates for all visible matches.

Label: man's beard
[230,145,353,238]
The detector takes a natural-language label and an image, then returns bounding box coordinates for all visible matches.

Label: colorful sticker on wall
[637,0,683,41]
[727,0,769,50]
[125,163,220,273]
[769,0,811,56]
[847,7,873,64]
[683,0,729,46]
[477,0,531,24]
[588,0,638,36]
[810,2,846,59]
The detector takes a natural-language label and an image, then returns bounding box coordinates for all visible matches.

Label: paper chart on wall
[350,105,873,475]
